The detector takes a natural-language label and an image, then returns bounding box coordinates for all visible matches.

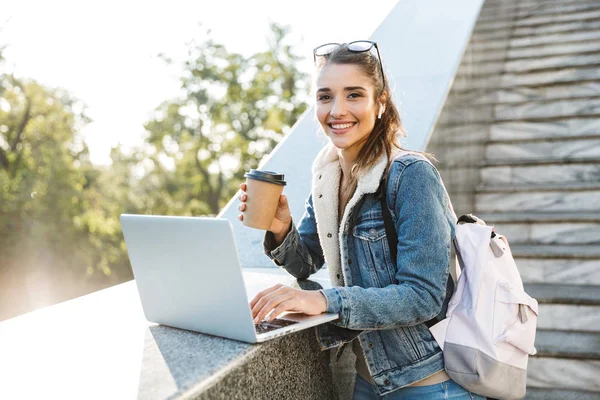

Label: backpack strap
[378,172,454,329]
[380,180,398,262]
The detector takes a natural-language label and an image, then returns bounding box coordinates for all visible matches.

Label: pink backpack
[430,214,539,400]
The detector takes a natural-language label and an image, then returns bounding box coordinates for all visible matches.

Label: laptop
[120,214,338,343]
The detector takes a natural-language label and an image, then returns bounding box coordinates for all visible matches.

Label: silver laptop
[120,214,338,343]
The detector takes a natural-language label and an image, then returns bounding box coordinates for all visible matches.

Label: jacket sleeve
[321,160,453,329]
[263,193,325,279]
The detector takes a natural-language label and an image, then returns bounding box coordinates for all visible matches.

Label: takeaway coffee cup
[243,170,287,230]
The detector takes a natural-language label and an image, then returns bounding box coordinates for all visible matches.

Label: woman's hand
[250,284,328,323]
[237,183,293,244]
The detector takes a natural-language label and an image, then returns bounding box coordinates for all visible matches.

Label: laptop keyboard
[255,318,299,334]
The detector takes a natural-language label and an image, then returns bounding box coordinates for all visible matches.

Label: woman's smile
[328,121,357,135]
[315,64,378,155]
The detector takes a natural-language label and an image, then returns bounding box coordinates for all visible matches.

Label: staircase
[427,0,600,398]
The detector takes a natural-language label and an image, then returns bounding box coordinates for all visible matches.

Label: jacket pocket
[353,220,396,286]
[493,281,539,355]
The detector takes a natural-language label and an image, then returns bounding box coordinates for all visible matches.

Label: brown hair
[314,43,404,205]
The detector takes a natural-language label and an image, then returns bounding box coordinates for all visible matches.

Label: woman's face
[315,63,379,154]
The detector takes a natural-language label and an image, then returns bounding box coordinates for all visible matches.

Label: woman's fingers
[252,289,289,321]
[254,292,295,323]
[250,286,327,323]
[250,284,284,309]
[237,187,247,223]
[251,284,290,322]
[267,300,295,322]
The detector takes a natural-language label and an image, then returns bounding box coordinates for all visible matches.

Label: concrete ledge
[0,268,343,400]
[193,330,334,400]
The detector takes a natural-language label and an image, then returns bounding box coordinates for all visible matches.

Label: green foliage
[0,23,309,320]
[0,54,131,319]
[0,76,88,252]
[139,23,308,214]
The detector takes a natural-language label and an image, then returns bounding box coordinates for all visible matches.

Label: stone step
[478,211,600,223]
[477,180,600,190]
[481,0,599,13]
[525,387,600,400]
[510,40,600,62]
[479,0,600,23]
[439,98,600,124]
[525,283,600,305]
[489,118,600,141]
[472,14,600,42]
[512,27,600,49]
[475,186,600,213]
[470,28,600,52]
[495,98,600,121]
[451,65,600,92]
[480,161,600,185]
[516,258,600,286]
[513,15,600,38]
[456,52,600,78]
[527,358,600,392]
[455,59,504,77]
[433,151,599,170]
[476,213,600,245]
[430,118,600,143]
[486,137,600,161]
[537,304,600,332]
[534,330,600,359]
[474,8,600,34]
[510,244,600,260]
[470,29,512,44]
[447,80,600,105]
[482,155,599,167]
[469,38,600,63]
[504,50,600,74]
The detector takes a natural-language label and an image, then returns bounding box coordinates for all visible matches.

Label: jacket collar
[310,143,405,286]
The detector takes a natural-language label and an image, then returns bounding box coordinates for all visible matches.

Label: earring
[377,104,384,119]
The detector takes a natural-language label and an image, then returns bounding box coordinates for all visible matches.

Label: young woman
[237,41,484,399]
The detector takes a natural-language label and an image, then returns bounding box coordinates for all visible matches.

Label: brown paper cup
[243,170,286,230]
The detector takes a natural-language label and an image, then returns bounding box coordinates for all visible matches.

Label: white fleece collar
[310,144,407,286]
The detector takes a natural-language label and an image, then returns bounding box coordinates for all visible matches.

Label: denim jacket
[263,144,456,396]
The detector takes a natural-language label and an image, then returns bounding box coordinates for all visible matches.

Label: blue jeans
[353,374,486,400]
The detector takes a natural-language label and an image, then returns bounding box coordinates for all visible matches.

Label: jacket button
[369,343,374,349]
[336,274,340,279]
[384,379,390,385]
[319,175,322,179]
[348,259,352,265]
[327,233,332,238]
[319,194,323,198]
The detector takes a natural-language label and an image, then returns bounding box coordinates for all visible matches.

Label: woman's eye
[348,92,362,99]
[318,95,331,101]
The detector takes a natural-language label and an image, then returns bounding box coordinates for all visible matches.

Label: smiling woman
[316,76,377,149]
[312,42,402,219]
[237,42,485,399]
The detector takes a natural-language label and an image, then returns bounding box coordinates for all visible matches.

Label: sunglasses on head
[313,40,386,88]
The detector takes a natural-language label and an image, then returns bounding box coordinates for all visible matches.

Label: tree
[0,23,310,320]
[140,23,309,215]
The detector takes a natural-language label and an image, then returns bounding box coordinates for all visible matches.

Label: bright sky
[2,0,399,165]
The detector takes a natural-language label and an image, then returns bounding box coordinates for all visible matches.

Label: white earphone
[377,103,385,119]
